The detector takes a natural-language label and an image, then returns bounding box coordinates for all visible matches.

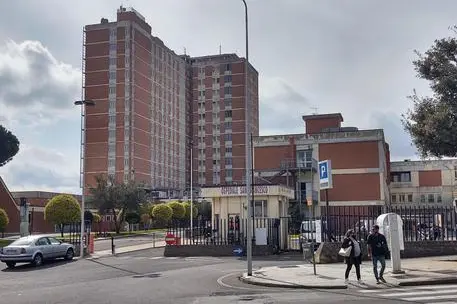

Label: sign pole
[312,202,316,275]
[325,188,329,241]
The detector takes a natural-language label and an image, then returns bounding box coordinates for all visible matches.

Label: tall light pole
[74,99,95,258]
[190,139,194,240]
[241,0,253,277]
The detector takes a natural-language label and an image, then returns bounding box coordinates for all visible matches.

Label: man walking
[367,225,389,284]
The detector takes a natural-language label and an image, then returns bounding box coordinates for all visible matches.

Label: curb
[88,245,166,259]
[239,275,348,290]
[398,277,457,287]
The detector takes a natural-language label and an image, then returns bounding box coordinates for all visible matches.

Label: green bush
[150,204,173,222]
[0,208,9,233]
[44,194,81,237]
[181,202,198,219]
[167,201,185,220]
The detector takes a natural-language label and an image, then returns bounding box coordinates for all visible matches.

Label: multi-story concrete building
[189,54,259,187]
[253,113,391,216]
[83,7,188,195]
[390,159,457,205]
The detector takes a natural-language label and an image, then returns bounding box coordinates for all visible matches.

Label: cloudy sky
[0,0,455,193]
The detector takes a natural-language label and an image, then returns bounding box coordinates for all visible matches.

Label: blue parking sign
[318,160,332,189]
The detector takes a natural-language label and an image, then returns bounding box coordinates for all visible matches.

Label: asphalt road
[0,249,435,304]
[94,234,163,251]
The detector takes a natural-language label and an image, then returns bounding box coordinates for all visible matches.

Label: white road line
[149,257,163,260]
[384,289,457,297]
[358,288,404,293]
[408,294,457,301]
[425,302,457,304]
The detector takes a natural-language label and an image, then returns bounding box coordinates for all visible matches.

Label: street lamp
[189,139,194,240]
[74,99,95,258]
[241,0,253,277]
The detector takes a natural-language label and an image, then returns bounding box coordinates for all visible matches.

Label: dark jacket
[341,237,362,265]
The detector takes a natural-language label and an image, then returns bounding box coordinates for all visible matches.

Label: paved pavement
[241,255,457,290]
[1,248,456,303]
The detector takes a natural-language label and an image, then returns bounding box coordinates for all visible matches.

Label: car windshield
[9,239,34,246]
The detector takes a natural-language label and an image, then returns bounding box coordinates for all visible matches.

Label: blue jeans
[372,255,386,280]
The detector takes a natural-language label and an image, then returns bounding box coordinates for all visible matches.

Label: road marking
[384,289,457,297]
[408,294,457,301]
[149,257,162,260]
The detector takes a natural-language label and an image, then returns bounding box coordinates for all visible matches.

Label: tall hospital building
[82,7,258,196]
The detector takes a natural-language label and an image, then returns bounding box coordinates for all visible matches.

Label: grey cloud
[370,111,418,161]
[0,40,80,110]
[259,79,308,135]
[0,145,79,193]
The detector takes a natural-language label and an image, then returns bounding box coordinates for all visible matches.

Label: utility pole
[241,0,253,277]
[190,139,194,240]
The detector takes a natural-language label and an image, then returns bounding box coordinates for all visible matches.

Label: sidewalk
[90,240,166,259]
[240,255,457,289]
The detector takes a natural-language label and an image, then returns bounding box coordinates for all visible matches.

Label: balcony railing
[280,158,318,171]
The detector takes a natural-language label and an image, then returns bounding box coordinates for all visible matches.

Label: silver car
[0,235,75,268]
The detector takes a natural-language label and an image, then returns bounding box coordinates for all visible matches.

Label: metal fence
[316,205,457,243]
[167,217,279,247]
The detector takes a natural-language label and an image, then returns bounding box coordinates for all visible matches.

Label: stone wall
[315,241,457,264]
[164,244,275,257]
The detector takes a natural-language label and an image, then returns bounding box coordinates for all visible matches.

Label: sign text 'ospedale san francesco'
[220,185,269,196]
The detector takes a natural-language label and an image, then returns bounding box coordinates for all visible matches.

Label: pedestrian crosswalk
[356,284,457,303]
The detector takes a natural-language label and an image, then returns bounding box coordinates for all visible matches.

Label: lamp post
[74,99,95,258]
[241,0,253,277]
[190,139,194,240]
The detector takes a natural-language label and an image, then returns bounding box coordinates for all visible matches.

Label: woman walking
[341,229,363,284]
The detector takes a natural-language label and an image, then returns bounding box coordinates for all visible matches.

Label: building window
[225,147,232,154]
[224,98,232,107]
[399,194,406,202]
[224,121,232,130]
[225,158,232,166]
[391,195,397,203]
[224,134,232,141]
[226,169,233,178]
[253,200,267,218]
[225,63,231,71]
[109,58,116,65]
[407,194,413,203]
[428,194,435,203]
[296,150,312,168]
[110,71,116,79]
[224,75,232,83]
[391,172,411,183]
[224,87,232,95]
[224,110,232,118]
[437,194,442,203]
[420,195,426,203]
[109,87,116,94]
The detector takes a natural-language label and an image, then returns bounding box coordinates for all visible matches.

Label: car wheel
[64,248,74,261]
[6,262,16,268]
[32,253,43,267]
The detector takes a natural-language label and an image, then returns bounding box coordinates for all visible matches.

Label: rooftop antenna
[219,44,222,55]
[184,47,187,55]
[310,106,318,115]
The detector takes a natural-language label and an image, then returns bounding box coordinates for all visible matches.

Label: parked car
[0,235,75,268]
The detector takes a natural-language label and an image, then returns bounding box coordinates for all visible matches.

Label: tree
[140,213,150,230]
[125,212,140,225]
[182,202,198,219]
[0,125,20,167]
[167,201,185,220]
[92,213,102,224]
[196,201,212,220]
[44,194,81,237]
[0,208,9,237]
[403,33,457,158]
[150,203,172,222]
[88,175,147,234]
